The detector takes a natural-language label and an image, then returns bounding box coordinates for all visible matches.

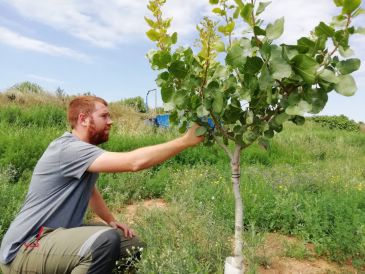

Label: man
[0,96,204,274]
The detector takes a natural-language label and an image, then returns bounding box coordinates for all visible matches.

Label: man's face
[87,102,113,145]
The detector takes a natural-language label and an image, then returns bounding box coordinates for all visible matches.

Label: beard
[87,118,110,145]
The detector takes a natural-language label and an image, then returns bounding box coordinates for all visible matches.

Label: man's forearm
[89,187,115,224]
[128,136,189,171]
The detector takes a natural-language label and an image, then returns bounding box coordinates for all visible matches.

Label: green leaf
[270,48,292,80]
[335,75,357,96]
[226,21,235,33]
[355,27,365,34]
[246,110,254,124]
[171,32,178,44]
[161,86,173,102]
[197,105,210,117]
[209,0,219,4]
[303,88,328,114]
[258,137,270,150]
[179,121,187,134]
[234,0,244,8]
[152,51,172,69]
[225,44,246,68]
[333,0,343,7]
[244,56,263,75]
[266,17,284,40]
[315,22,335,37]
[214,40,225,52]
[173,91,187,108]
[337,58,361,74]
[254,26,266,36]
[212,7,225,15]
[339,46,354,57]
[168,61,188,79]
[259,66,274,91]
[240,4,254,25]
[146,29,160,41]
[212,92,224,114]
[218,21,235,35]
[256,1,271,15]
[274,112,290,125]
[353,8,365,17]
[233,7,240,19]
[319,69,339,83]
[342,0,361,14]
[195,126,207,136]
[144,17,156,28]
[292,116,305,125]
[285,100,312,115]
[291,54,319,84]
[264,129,274,138]
[297,37,315,53]
[334,30,349,48]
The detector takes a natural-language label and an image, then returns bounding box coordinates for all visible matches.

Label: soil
[256,233,358,274]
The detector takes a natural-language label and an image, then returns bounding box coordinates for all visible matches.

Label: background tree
[120,96,147,113]
[146,0,363,272]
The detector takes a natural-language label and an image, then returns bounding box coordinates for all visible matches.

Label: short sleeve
[60,140,105,178]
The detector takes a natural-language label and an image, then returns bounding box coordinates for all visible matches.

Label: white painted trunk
[224,256,244,274]
[224,144,244,273]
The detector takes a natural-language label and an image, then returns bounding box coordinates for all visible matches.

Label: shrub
[310,115,359,132]
[119,96,146,113]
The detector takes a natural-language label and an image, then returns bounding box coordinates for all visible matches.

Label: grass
[0,100,365,273]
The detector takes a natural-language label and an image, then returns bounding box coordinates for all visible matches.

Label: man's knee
[91,229,121,259]
[80,229,121,274]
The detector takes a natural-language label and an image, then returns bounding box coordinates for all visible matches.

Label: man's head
[68,96,113,145]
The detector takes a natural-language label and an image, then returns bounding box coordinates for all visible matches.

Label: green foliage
[0,105,67,128]
[119,96,147,113]
[310,115,360,131]
[145,0,363,150]
[11,81,44,94]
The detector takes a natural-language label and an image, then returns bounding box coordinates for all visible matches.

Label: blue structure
[154,114,214,129]
[155,114,170,128]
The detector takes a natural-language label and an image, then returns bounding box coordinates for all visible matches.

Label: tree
[146,0,363,272]
[120,96,147,113]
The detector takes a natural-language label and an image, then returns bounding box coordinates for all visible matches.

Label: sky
[0,0,364,122]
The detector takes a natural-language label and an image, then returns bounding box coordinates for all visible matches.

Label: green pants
[0,225,145,274]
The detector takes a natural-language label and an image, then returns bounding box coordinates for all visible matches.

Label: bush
[119,96,146,113]
[310,115,359,132]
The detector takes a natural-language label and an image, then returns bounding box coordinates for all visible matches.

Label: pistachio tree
[145,0,363,272]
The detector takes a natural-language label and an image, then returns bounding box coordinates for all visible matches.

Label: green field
[0,96,364,273]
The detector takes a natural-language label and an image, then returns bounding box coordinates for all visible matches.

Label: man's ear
[79,113,89,127]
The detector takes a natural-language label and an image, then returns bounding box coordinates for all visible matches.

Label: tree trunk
[224,144,244,274]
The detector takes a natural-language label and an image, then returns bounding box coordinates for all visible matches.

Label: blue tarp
[155,114,170,128]
[154,114,214,128]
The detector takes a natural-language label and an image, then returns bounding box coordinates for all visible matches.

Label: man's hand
[109,221,135,238]
[182,123,205,147]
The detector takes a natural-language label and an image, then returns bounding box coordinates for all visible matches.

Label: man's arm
[89,186,135,238]
[88,124,204,173]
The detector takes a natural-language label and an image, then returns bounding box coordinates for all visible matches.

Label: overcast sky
[0,0,364,121]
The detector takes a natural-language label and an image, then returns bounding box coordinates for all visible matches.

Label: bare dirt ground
[94,199,361,274]
[256,233,358,274]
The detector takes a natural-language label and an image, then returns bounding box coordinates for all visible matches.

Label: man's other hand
[182,123,205,147]
[109,221,135,238]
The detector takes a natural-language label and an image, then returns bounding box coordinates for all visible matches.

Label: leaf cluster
[145,0,363,152]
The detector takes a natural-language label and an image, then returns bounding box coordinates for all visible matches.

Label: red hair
[67,96,108,129]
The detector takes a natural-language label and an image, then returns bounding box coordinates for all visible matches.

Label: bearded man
[0,96,203,274]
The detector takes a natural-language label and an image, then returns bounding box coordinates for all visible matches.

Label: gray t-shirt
[0,132,105,264]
